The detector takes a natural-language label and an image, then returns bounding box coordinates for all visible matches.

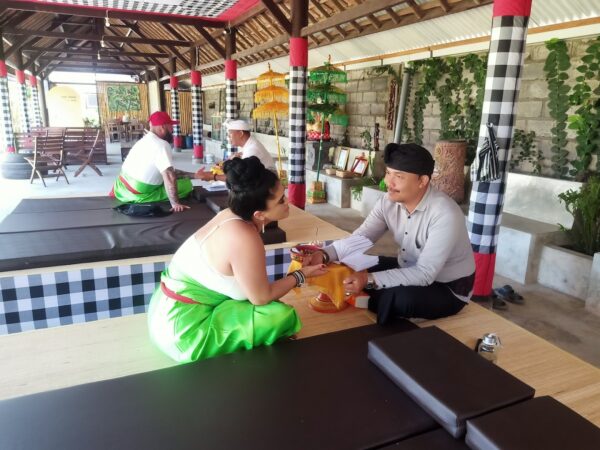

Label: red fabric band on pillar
[288,183,306,210]
[493,0,532,17]
[289,38,308,67]
[225,60,237,80]
[170,76,178,89]
[191,70,202,86]
[29,75,37,87]
[472,252,496,297]
[6,146,16,153]
[173,136,183,148]
[0,61,7,78]
[16,70,25,85]
[193,144,204,159]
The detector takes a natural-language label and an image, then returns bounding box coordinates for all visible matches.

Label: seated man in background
[111,111,202,212]
[305,143,475,323]
[197,119,276,181]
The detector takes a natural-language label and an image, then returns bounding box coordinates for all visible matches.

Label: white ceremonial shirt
[122,131,173,185]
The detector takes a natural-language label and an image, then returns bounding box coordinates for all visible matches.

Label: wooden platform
[1,289,600,428]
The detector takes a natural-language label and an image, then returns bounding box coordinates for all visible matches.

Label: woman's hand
[301,264,328,278]
[302,251,325,266]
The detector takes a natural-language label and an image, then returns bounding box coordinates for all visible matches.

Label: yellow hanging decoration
[252,63,289,181]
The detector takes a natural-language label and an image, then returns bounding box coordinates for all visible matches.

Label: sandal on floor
[490,292,509,311]
[494,285,525,305]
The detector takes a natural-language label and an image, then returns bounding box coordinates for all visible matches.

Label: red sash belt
[160,282,202,305]
[119,175,142,194]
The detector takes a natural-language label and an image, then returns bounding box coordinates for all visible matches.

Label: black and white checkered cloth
[288,66,307,184]
[30,84,42,129]
[191,83,203,150]
[468,15,529,255]
[43,0,238,18]
[170,86,181,143]
[0,242,329,335]
[225,77,238,155]
[0,75,15,151]
[18,82,30,133]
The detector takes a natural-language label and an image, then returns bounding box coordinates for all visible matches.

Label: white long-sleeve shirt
[325,187,475,300]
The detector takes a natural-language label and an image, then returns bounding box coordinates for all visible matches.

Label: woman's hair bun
[223,156,265,190]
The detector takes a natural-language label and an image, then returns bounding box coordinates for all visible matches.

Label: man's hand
[170,203,190,213]
[342,271,368,295]
[228,152,242,160]
[195,167,213,181]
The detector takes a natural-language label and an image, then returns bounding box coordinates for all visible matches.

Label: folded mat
[465,396,600,450]
[0,323,440,450]
[378,429,469,449]
[368,326,535,438]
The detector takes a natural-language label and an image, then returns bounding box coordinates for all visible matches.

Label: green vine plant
[412,59,445,145]
[568,36,600,180]
[510,129,543,174]
[402,63,416,143]
[558,176,600,256]
[404,54,487,163]
[544,38,571,178]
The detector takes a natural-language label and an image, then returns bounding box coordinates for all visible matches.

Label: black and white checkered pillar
[288,37,308,208]
[29,74,42,129]
[16,69,30,134]
[467,0,532,297]
[170,76,182,150]
[225,60,238,156]
[191,70,204,162]
[0,61,15,152]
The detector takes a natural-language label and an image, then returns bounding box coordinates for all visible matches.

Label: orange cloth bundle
[288,259,354,310]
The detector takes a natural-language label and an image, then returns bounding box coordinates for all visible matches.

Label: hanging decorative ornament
[307,56,349,186]
[252,63,289,181]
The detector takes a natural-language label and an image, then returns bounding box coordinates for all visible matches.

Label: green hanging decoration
[307,56,349,182]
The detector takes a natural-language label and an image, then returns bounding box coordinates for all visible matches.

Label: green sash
[113,172,193,203]
[147,263,301,363]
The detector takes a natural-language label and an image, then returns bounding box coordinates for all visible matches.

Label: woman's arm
[228,227,326,305]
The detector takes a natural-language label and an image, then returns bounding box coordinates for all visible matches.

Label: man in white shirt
[197,119,276,181]
[110,111,202,212]
[306,143,475,323]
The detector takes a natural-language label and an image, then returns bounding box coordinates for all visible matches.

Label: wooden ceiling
[0,0,492,81]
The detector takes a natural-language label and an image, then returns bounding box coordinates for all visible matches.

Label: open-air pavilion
[0,0,600,448]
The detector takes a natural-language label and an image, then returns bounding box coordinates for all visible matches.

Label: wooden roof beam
[193,25,226,59]
[2,27,193,47]
[405,0,424,19]
[2,1,225,28]
[261,0,292,35]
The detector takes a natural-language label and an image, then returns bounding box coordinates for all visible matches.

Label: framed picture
[351,156,369,176]
[336,147,350,170]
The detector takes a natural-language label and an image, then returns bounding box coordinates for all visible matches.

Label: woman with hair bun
[148,156,327,363]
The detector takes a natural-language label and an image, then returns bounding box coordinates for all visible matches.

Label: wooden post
[0,29,16,152]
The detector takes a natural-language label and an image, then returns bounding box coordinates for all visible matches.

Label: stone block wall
[405,37,597,177]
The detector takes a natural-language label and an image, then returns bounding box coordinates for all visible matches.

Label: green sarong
[147,264,302,363]
[112,172,193,203]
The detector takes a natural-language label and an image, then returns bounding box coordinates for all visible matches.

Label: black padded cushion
[368,326,535,438]
[0,323,440,450]
[191,186,229,203]
[465,396,600,450]
[379,429,469,449]
[0,197,215,271]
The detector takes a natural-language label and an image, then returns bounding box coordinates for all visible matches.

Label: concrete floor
[306,202,600,369]
[1,144,599,368]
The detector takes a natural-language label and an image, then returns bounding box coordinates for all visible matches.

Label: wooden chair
[107,122,120,143]
[129,123,145,141]
[72,128,105,177]
[24,130,69,187]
